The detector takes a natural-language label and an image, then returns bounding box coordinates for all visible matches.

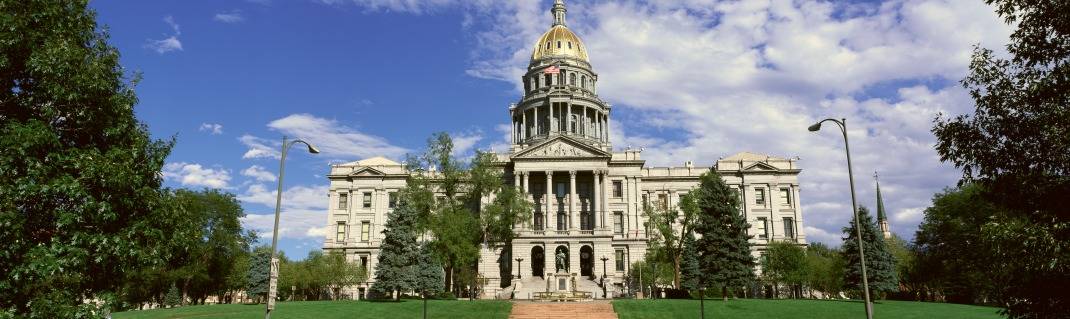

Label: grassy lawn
[612,299,1004,319]
[112,300,512,319]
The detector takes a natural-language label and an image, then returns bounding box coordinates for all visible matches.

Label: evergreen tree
[0,1,177,316]
[679,232,701,291]
[245,247,271,303]
[692,169,756,300]
[414,243,445,296]
[841,206,898,298]
[163,284,182,308]
[370,189,420,300]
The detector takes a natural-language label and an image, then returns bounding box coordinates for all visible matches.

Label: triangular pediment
[350,167,385,177]
[742,162,778,171]
[513,136,610,159]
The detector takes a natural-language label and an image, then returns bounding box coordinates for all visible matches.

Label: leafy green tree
[762,241,807,299]
[841,206,898,298]
[645,192,701,289]
[0,1,180,316]
[168,189,256,305]
[804,242,844,298]
[932,0,1069,317]
[913,185,999,304]
[245,246,272,303]
[371,189,420,300]
[691,169,756,301]
[883,234,919,300]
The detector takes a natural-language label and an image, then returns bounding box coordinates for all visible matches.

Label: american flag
[544,65,560,74]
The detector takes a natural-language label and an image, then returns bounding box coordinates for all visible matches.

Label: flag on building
[544,65,560,74]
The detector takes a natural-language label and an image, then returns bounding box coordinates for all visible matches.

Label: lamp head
[807,122,822,132]
[306,144,321,154]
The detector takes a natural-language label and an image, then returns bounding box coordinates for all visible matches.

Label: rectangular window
[338,193,348,210]
[658,194,668,211]
[360,256,368,269]
[335,222,346,242]
[557,183,566,198]
[783,217,794,238]
[614,212,624,235]
[360,221,370,242]
[756,217,768,238]
[612,181,623,198]
[755,188,766,206]
[363,192,372,208]
[780,188,791,206]
[388,192,398,208]
[642,194,649,208]
[615,250,625,272]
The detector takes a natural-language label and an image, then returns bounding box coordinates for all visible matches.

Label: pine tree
[692,169,756,300]
[414,243,445,297]
[164,284,182,308]
[841,206,898,298]
[245,247,271,303]
[679,232,701,291]
[370,189,420,300]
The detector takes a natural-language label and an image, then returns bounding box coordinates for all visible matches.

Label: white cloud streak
[199,123,223,135]
[145,16,183,54]
[162,162,231,189]
[242,165,277,182]
[239,184,329,239]
[214,11,245,23]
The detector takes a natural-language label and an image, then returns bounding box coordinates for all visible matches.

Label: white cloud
[214,11,245,23]
[239,184,329,239]
[239,134,280,159]
[162,162,231,189]
[199,123,223,135]
[145,16,183,54]
[315,0,459,14]
[259,113,409,161]
[451,131,483,156]
[242,165,277,182]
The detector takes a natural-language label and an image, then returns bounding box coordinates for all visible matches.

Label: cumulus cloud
[451,131,484,156]
[239,184,329,239]
[214,11,245,23]
[241,165,277,182]
[145,16,183,54]
[199,123,223,135]
[239,134,280,159]
[162,162,231,189]
[259,113,409,161]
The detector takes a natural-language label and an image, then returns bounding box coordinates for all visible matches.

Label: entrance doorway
[580,245,594,278]
[531,246,545,278]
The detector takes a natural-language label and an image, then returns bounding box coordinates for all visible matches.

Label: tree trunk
[722,286,728,301]
[182,277,191,306]
[673,254,682,289]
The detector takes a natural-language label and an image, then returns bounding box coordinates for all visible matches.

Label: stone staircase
[511,276,607,300]
[509,301,617,319]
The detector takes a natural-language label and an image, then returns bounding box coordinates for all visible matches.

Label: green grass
[612,299,1004,319]
[112,300,512,319]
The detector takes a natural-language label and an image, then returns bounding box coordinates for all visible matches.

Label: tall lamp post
[808,118,872,319]
[600,256,609,299]
[516,257,524,280]
[265,136,319,319]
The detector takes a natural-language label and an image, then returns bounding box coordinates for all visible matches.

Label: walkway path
[509,301,618,319]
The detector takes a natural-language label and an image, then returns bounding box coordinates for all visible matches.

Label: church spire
[875,172,891,239]
[552,0,567,26]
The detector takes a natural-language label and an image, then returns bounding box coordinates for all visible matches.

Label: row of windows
[337,192,399,210]
[527,70,594,92]
[546,40,575,50]
[336,221,372,242]
[754,217,795,239]
[752,187,793,207]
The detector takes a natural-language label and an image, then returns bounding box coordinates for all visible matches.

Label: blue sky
[90,0,1012,259]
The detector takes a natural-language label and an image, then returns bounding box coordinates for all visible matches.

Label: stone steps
[509,301,618,319]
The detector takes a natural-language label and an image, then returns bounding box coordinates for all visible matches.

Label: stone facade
[321,0,806,299]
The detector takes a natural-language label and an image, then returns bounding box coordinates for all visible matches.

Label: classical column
[569,170,577,230]
[605,114,611,143]
[545,171,553,231]
[600,170,609,229]
[582,105,588,137]
[534,106,540,137]
[550,103,556,134]
[522,110,528,142]
[593,170,601,230]
[634,177,643,235]
[514,172,521,189]
[511,115,516,144]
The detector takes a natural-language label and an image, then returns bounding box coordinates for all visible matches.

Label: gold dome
[531,25,589,63]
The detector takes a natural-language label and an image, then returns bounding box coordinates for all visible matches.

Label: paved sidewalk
[509,301,617,319]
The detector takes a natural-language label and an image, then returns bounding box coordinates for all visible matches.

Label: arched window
[581,75,587,89]
[570,73,576,86]
[546,41,551,50]
[545,74,552,87]
[568,42,572,49]
[557,41,562,49]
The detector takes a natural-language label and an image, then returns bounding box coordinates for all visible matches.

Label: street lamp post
[600,256,609,299]
[808,118,873,319]
[516,257,524,280]
[265,136,319,319]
